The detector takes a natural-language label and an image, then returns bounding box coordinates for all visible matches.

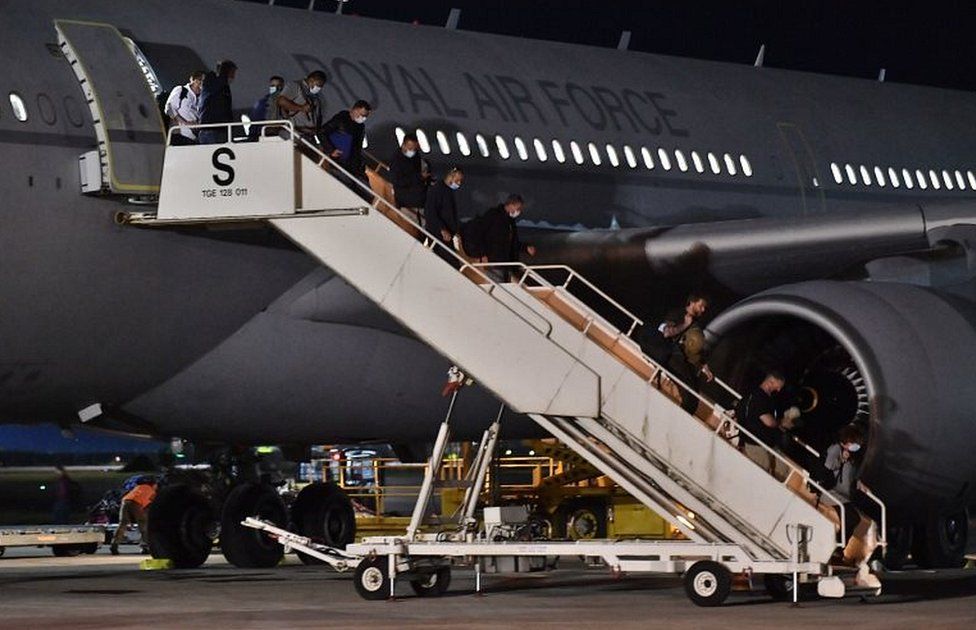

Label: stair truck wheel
[410,566,451,597]
[354,556,391,600]
[220,482,287,568]
[683,561,732,607]
[763,574,795,601]
[148,484,214,568]
[912,509,968,568]
[52,544,82,557]
[289,482,357,565]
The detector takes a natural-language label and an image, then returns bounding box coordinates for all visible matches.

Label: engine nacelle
[706,279,976,515]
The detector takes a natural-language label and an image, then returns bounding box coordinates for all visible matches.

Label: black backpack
[156,86,188,128]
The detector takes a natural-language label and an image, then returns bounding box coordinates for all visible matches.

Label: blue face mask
[269,85,279,95]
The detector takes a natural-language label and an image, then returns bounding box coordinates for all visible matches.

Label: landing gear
[410,566,451,597]
[148,484,215,568]
[683,561,732,607]
[912,509,968,568]
[289,482,356,565]
[354,556,391,600]
[220,482,287,568]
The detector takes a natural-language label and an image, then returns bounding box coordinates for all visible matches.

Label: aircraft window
[416,129,431,153]
[674,149,689,172]
[395,126,406,146]
[691,151,704,173]
[641,147,655,169]
[929,170,941,189]
[9,93,27,122]
[436,130,451,155]
[968,170,976,190]
[830,163,843,184]
[942,170,954,190]
[845,164,857,185]
[887,167,900,188]
[588,142,602,166]
[570,141,585,164]
[475,133,490,157]
[456,132,471,156]
[873,166,885,187]
[623,145,638,168]
[658,148,672,171]
[740,155,753,177]
[552,139,566,163]
[902,169,914,189]
[859,165,872,186]
[534,138,548,162]
[955,170,966,189]
[707,152,721,174]
[724,153,737,176]
[514,136,529,161]
[915,170,928,189]
[495,135,511,160]
[606,144,620,167]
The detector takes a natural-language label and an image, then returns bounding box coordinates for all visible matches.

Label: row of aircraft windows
[395,126,754,177]
[831,162,976,192]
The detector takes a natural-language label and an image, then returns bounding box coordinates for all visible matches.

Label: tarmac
[1,545,975,629]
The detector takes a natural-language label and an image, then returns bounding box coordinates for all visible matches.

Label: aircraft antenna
[618,31,632,51]
[754,43,766,67]
[446,8,461,29]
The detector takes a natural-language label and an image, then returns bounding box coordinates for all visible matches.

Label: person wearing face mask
[275,70,327,141]
[164,71,204,145]
[388,133,430,227]
[425,167,465,262]
[248,75,285,140]
[197,59,237,144]
[320,100,373,188]
[461,194,536,280]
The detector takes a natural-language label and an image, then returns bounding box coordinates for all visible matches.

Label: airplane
[1,0,973,570]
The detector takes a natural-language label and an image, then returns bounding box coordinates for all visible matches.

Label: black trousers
[667,353,701,414]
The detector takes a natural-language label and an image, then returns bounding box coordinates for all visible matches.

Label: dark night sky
[241,0,976,92]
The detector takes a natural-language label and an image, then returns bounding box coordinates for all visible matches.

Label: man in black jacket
[425,167,465,261]
[388,133,429,226]
[462,194,536,279]
[321,100,372,186]
[198,59,237,144]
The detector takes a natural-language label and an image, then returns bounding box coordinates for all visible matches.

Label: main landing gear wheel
[220,482,287,568]
[410,566,452,597]
[289,482,356,566]
[912,509,968,568]
[763,574,796,601]
[148,484,215,569]
[683,561,732,607]
[354,556,391,600]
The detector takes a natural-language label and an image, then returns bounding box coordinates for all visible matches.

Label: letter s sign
[211,147,236,186]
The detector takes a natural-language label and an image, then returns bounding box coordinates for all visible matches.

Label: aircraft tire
[148,484,214,568]
[290,482,356,565]
[220,482,287,568]
[912,509,968,568]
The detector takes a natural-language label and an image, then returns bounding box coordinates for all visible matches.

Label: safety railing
[164,119,294,146]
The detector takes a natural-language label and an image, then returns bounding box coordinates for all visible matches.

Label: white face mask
[510,210,521,219]
[354,115,367,124]
[845,442,861,453]
[448,182,460,190]
[309,85,322,95]
[268,85,279,95]
[404,150,416,158]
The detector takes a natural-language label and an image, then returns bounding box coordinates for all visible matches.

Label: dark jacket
[321,110,366,175]
[248,92,274,140]
[199,71,233,125]
[425,181,459,240]
[463,204,528,262]
[388,151,427,208]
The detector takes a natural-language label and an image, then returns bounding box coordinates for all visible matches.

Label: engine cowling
[705,279,976,515]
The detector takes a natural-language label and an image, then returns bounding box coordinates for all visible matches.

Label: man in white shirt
[165,71,204,144]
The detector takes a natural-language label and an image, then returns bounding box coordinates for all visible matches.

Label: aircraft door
[776,123,826,215]
[55,20,165,195]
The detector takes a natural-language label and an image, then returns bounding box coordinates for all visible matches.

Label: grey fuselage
[2,0,976,470]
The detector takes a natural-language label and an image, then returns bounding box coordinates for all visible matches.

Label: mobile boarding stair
[126,121,887,606]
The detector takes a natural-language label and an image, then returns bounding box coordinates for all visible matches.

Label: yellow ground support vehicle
[299,439,681,542]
